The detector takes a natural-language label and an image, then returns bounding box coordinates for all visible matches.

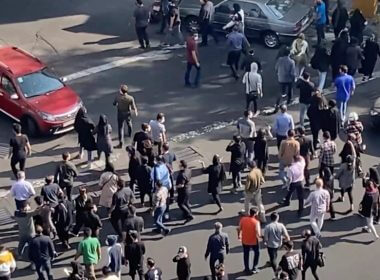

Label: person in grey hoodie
[275,47,296,108]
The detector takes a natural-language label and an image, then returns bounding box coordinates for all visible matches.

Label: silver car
[179,0,314,48]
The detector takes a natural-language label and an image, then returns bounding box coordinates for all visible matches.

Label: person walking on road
[275,48,296,107]
[226,135,246,193]
[162,0,183,46]
[273,104,295,150]
[244,161,265,219]
[307,90,327,149]
[335,155,355,212]
[0,245,16,280]
[254,128,270,175]
[127,145,141,194]
[263,212,290,279]
[8,123,31,178]
[125,231,146,280]
[319,131,336,177]
[74,107,97,164]
[278,130,300,188]
[114,85,138,149]
[242,62,262,115]
[185,30,201,88]
[205,222,230,280]
[14,203,37,260]
[335,65,355,126]
[134,0,150,49]
[296,127,314,187]
[158,0,169,34]
[123,205,145,244]
[301,229,322,280]
[200,155,226,212]
[310,42,330,91]
[137,156,153,208]
[304,179,330,238]
[10,170,35,210]
[74,228,101,280]
[360,175,380,240]
[99,162,119,212]
[323,99,340,141]
[321,166,336,220]
[199,0,218,46]
[176,160,193,222]
[41,175,62,207]
[72,186,92,236]
[54,152,78,201]
[349,8,367,44]
[241,48,262,73]
[281,155,305,215]
[153,181,171,235]
[172,246,191,280]
[361,34,380,81]
[133,123,152,156]
[238,207,261,275]
[237,110,256,167]
[53,192,74,249]
[278,241,302,280]
[226,25,248,80]
[151,155,172,218]
[345,37,364,76]
[94,114,113,165]
[145,258,163,280]
[296,72,314,127]
[331,0,349,38]
[149,113,166,155]
[315,0,326,46]
[29,225,56,280]
[331,30,349,80]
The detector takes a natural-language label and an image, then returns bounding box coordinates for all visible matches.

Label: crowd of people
[2,0,380,280]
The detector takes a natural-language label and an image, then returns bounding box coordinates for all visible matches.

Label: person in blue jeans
[153,181,170,235]
[334,65,355,126]
[185,31,201,88]
[315,0,326,46]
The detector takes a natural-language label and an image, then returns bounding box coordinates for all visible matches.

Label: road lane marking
[62,49,172,82]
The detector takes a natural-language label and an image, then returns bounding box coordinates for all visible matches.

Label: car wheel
[21,117,39,137]
[184,16,200,33]
[263,32,279,48]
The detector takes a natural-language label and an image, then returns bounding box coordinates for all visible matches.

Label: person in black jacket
[137,156,153,208]
[323,99,340,141]
[240,48,262,73]
[226,135,246,193]
[307,90,328,149]
[125,231,146,280]
[296,127,314,187]
[53,192,74,249]
[310,42,330,91]
[253,128,270,175]
[82,201,102,237]
[54,152,78,201]
[176,160,193,221]
[345,37,364,76]
[173,246,191,280]
[349,8,367,44]
[296,72,315,127]
[301,229,322,280]
[127,145,141,194]
[200,155,226,212]
[29,225,56,280]
[360,34,380,81]
[331,0,348,38]
[331,29,349,80]
[71,186,92,236]
[73,107,97,163]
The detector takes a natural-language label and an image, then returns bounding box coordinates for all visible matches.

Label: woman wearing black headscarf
[95,114,113,165]
[331,0,348,38]
[331,29,349,80]
[349,9,367,44]
[307,90,328,149]
[360,34,380,81]
[74,107,97,163]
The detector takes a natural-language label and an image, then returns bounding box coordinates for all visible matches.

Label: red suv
[0,46,82,136]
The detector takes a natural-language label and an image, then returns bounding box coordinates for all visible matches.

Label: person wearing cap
[113,85,138,149]
[185,30,201,88]
[301,229,322,280]
[240,48,262,73]
[125,231,146,280]
[335,155,355,212]
[173,246,191,280]
[278,241,302,280]
[106,235,122,278]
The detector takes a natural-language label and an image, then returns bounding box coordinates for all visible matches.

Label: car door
[0,73,23,121]
[213,0,234,32]
[236,1,269,39]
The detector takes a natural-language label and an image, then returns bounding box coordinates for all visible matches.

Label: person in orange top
[0,245,16,279]
[238,207,261,275]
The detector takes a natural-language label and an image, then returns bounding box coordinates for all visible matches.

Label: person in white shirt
[10,171,35,210]
[149,113,167,155]
[304,178,330,238]
[242,62,262,116]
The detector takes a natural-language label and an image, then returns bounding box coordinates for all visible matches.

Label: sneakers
[163,228,171,236]
[252,268,260,274]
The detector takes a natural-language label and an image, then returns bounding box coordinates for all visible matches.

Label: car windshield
[17,68,64,98]
[266,0,294,18]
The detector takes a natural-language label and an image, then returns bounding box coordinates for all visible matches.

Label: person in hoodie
[275,47,296,107]
[106,235,123,278]
[331,0,349,38]
[242,62,262,116]
[173,246,191,280]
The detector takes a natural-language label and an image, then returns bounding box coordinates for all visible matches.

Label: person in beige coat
[244,161,265,221]
[279,129,300,188]
[99,163,119,211]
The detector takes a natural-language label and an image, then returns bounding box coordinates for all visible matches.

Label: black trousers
[59,183,73,201]
[140,190,153,207]
[267,247,278,273]
[211,192,222,208]
[135,26,150,48]
[209,253,224,280]
[227,50,241,78]
[129,261,144,280]
[285,181,304,213]
[276,134,287,150]
[231,170,242,189]
[110,210,127,237]
[276,82,293,105]
[177,188,192,218]
[256,158,267,174]
[56,226,69,245]
[316,24,325,45]
[117,113,132,145]
[246,93,258,113]
[319,163,334,178]
[72,213,86,235]
[10,156,26,178]
[340,187,353,205]
[200,20,218,45]
[302,262,319,280]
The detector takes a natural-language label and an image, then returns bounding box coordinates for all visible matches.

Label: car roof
[0,46,44,77]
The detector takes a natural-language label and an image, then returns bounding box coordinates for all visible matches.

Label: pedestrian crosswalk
[0,143,8,159]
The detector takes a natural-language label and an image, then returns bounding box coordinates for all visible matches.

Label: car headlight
[370,109,379,116]
[38,111,56,121]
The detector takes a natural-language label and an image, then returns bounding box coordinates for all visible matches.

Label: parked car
[180,0,314,48]
[0,46,82,136]
[370,97,380,128]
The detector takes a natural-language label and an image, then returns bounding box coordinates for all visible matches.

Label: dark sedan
[179,0,314,48]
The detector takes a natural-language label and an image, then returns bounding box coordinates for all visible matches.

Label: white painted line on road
[62,49,172,82]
